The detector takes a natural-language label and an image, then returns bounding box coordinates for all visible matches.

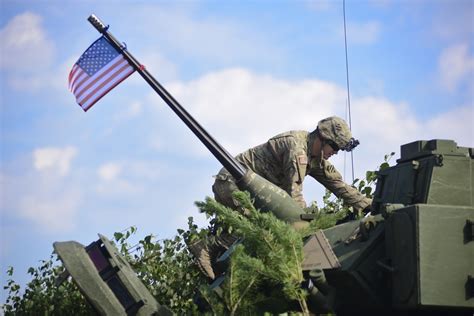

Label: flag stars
[77,37,119,76]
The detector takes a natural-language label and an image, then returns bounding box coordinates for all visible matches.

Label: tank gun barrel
[87,14,247,180]
[87,15,305,224]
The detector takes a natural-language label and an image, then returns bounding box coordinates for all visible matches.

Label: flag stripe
[69,65,85,91]
[70,68,87,93]
[81,66,134,109]
[74,55,127,97]
[68,65,80,89]
[81,67,135,111]
[79,62,134,107]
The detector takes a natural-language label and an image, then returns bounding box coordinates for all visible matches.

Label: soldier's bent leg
[188,238,216,280]
[213,173,309,231]
[189,176,239,281]
[212,176,240,209]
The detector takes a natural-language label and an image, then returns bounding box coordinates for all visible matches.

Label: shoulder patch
[322,160,342,180]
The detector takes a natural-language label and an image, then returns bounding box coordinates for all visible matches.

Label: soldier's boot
[213,233,240,273]
[188,233,240,281]
[188,238,216,280]
[215,232,239,250]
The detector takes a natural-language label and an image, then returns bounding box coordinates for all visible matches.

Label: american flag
[68,36,135,111]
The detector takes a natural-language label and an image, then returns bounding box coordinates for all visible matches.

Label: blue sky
[1,0,473,302]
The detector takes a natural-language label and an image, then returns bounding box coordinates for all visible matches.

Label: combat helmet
[317,116,359,151]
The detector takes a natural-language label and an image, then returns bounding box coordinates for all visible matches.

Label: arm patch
[323,160,341,180]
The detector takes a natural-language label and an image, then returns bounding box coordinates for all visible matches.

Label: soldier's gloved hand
[359,215,377,241]
[362,204,373,215]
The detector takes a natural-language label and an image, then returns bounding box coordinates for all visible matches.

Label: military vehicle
[54,15,473,315]
[54,235,173,316]
[302,139,474,314]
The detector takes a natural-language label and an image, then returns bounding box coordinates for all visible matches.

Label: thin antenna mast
[343,0,355,182]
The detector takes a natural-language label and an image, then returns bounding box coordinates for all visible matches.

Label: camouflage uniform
[191,117,370,280]
[212,130,371,214]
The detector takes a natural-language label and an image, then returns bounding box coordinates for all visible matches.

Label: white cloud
[95,179,140,197]
[425,105,474,146]
[147,68,472,197]
[438,43,474,92]
[352,97,419,143]
[0,12,55,72]
[95,162,135,197]
[33,146,78,176]
[139,52,179,84]
[345,21,381,44]
[1,14,73,94]
[18,189,81,232]
[95,160,162,197]
[349,98,473,178]
[111,101,143,124]
[166,68,346,154]
[1,151,82,233]
[98,162,122,181]
[7,58,71,92]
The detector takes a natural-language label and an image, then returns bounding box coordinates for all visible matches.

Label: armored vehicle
[304,139,473,314]
[54,139,473,315]
[54,235,173,316]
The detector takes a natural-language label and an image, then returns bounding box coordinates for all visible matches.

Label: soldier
[212,116,371,213]
[191,116,372,280]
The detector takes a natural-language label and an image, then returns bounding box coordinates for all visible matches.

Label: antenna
[343,0,355,182]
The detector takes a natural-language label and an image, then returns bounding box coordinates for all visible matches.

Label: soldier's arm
[309,159,371,212]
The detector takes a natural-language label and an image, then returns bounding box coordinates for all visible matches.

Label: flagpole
[87,14,246,180]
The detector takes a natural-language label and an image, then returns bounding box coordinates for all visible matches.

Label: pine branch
[196,191,308,313]
[230,276,257,316]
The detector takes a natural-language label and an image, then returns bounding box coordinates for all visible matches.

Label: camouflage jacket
[217,130,371,211]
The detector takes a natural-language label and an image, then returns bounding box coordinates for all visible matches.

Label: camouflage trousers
[188,232,238,281]
[190,170,310,280]
[212,170,309,231]
[185,173,241,280]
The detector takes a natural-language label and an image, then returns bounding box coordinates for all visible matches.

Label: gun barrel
[87,15,246,180]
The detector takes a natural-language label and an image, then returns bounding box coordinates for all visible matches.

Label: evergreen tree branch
[231,276,257,316]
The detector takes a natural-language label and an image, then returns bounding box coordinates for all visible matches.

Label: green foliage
[2,219,207,315]
[3,154,395,315]
[3,257,93,315]
[309,152,394,214]
[296,152,395,238]
[114,221,207,314]
[197,191,308,315]
[352,152,394,200]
